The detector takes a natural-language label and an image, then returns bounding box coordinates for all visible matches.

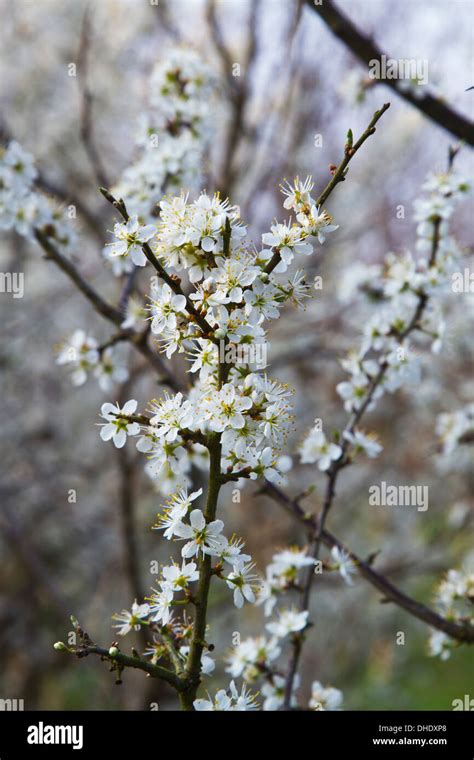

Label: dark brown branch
[34,228,181,390]
[115,446,144,603]
[306,0,474,146]
[77,9,110,188]
[207,0,261,196]
[78,643,184,689]
[35,228,122,325]
[260,482,474,644]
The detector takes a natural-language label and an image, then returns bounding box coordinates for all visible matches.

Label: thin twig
[0,118,104,242]
[262,103,391,277]
[100,188,218,342]
[281,213,445,706]
[77,9,110,188]
[34,228,181,389]
[79,643,184,689]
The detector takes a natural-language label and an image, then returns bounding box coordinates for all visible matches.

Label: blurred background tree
[0,0,472,710]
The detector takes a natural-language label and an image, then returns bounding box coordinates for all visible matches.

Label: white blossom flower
[174,509,227,558]
[147,586,174,625]
[266,608,309,638]
[261,674,300,711]
[436,404,474,455]
[246,446,283,483]
[331,546,356,586]
[161,560,199,590]
[202,383,253,433]
[193,680,258,711]
[121,297,148,330]
[229,680,259,711]
[309,681,343,710]
[298,206,339,245]
[93,345,129,392]
[262,222,312,268]
[99,399,140,448]
[226,562,261,608]
[112,600,150,636]
[105,215,156,266]
[212,258,260,303]
[187,338,218,379]
[280,176,314,212]
[243,277,281,319]
[269,547,315,580]
[428,630,452,661]
[153,486,203,539]
[226,636,281,679]
[260,401,291,444]
[218,536,252,569]
[193,689,232,711]
[148,392,194,441]
[256,578,280,618]
[146,438,189,479]
[283,269,311,307]
[434,568,474,615]
[56,329,99,386]
[149,282,187,334]
[1,140,38,188]
[343,429,383,459]
[336,372,380,413]
[299,428,342,470]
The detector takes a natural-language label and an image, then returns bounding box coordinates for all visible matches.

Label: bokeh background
[0,0,472,710]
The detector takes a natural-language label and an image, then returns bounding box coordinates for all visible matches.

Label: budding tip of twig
[99,186,115,204]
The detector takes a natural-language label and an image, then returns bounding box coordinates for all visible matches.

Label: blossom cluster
[55,329,129,392]
[436,403,474,464]
[155,487,262,609]
[108,483,263,705]
[428,565,474,660]
[223,545,345,710]
[193,680,259,711]
[97,174,339,493]
[0,140,75,251]
[110,483,258,617]
[92,170,347,708]
[104,47,217,276]
[342,170,469,392]
[106,480,347,708]
[299,170,470,472]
